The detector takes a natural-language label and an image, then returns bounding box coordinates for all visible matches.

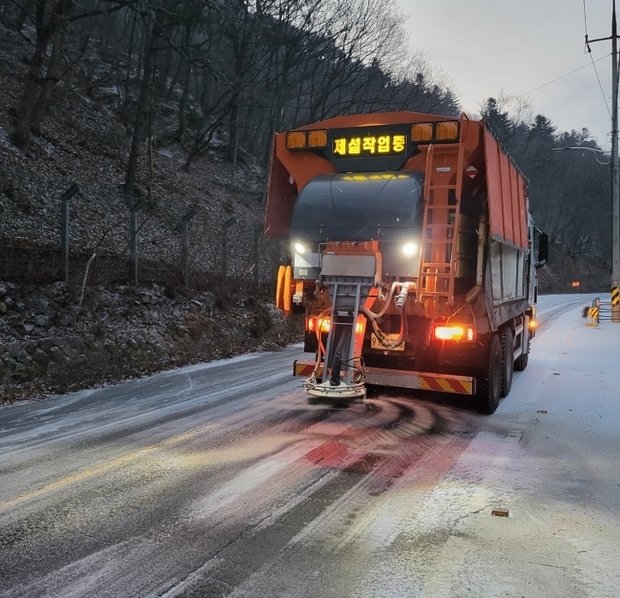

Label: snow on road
[384,293,620,598]
[1,294,619,597]
[211,294,620,598]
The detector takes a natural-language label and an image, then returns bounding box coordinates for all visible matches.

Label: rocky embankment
[0,282,302,403]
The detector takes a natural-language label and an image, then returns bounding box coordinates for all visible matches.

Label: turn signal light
[433,325,474,341]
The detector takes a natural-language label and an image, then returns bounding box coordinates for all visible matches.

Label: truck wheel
[500,328,514,398]
[477,333,502,414]
[514,333,530,371]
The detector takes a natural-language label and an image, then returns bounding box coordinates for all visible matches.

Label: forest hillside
[0,0,610,401]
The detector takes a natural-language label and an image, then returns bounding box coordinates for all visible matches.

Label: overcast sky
[396,0,615,150]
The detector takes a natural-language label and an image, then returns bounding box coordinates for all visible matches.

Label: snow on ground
[2,295,618,597]
[389,294,620,598]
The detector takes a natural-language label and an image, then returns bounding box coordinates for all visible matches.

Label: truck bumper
[293,360,475,395]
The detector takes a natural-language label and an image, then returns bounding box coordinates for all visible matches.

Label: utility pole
[587,0,620,320]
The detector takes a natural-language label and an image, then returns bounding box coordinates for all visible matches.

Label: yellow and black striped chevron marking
[294,362,319,377]
[612,287,620,307]
[419,375,473,395]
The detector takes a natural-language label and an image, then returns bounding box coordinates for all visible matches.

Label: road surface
[1,293,619,597]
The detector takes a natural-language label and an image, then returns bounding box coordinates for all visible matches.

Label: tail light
[307,316,331,334]
[307,316,364,334]
[433,325,474,342]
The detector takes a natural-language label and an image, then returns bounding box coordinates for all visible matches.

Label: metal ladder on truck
[418,142,466,309]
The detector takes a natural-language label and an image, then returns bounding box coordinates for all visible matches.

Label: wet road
[1,293,615,597]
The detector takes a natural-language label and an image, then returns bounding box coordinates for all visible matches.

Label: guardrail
[583,296,613,325]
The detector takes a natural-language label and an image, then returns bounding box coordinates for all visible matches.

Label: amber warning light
[286,121,459,153]
[411,121,459,143]
[286,129,328,150]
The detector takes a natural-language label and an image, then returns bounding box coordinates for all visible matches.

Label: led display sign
[325,126,414,172]
[333,133,407,158]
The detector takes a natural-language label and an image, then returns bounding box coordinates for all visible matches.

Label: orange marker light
[411,123,433,142]
[436,121,459,141]
[307,129,328,148]
[286,131,306,149]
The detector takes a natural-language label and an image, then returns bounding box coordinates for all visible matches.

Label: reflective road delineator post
[588,305,600,327]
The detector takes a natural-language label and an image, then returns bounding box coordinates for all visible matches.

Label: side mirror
[535,229,548,269]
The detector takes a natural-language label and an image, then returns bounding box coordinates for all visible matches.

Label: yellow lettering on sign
[334,138,347,155]
[378,136,390,153]
[362,136,376,153]
[333,132,407,157]
[392,134,406,152]
[348,137,361,154]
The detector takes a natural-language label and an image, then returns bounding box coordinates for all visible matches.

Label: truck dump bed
[483,128,528,249]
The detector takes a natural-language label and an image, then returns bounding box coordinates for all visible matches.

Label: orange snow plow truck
[264,111,547,413]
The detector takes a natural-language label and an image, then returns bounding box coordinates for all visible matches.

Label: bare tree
[11,0,73,150]
[124,17,160,197]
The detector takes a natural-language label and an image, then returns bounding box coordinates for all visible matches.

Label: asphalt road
[1,293,616,598]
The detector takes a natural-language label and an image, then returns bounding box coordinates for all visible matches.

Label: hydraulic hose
[360,282,412,350]
[310,307,332,379]
[363,281,399,319]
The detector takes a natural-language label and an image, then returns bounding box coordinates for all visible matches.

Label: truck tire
[500,328,514,398]
[476,333,502,414]
[514,333,530,371]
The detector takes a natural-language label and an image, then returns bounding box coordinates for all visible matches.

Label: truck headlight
[294,241,307,254]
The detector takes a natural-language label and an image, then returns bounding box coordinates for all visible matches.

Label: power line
[589,52,612,117]
[582,0,620,301]
[516,55,609,98]
[583,0,612,117]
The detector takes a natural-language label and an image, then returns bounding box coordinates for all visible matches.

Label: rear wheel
[476,333,502,414]
[515,333,530,371]
[500,328,514,398]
